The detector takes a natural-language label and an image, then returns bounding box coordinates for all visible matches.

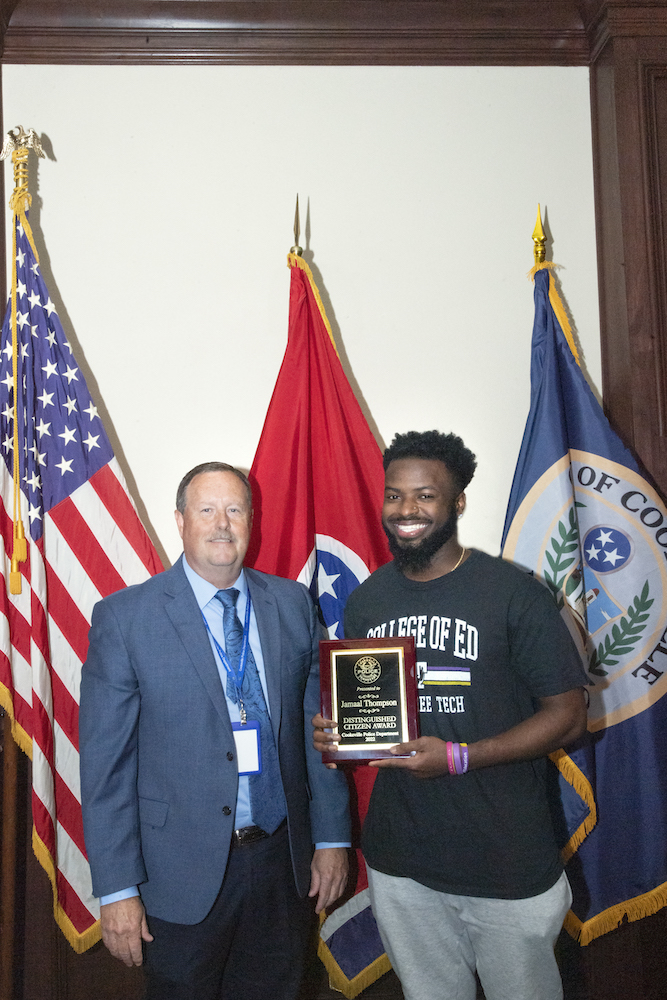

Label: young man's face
[382,458,463,572]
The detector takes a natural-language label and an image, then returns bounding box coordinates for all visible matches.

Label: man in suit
[79,462,350,1000]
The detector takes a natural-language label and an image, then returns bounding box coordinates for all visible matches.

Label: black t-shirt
[344,549,587,899]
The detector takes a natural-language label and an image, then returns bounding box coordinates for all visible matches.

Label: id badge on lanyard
[202,593,263,775]
[232,720,262,775]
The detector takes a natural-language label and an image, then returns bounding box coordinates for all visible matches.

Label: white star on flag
[317,562,340,600]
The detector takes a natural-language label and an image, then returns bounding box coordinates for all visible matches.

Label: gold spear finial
[290,195,303,256]
[532,204,546,265]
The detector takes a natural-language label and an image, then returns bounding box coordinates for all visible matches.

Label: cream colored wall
[3,65,599,565]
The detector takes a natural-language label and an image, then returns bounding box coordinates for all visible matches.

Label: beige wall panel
[3,64,599,564]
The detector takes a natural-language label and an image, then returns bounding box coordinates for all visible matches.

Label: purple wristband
[452,741,463,774]
[446,741,456,775]
[460,743,469,774]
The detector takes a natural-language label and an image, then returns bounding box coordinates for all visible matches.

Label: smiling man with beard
[313,430,588,1000]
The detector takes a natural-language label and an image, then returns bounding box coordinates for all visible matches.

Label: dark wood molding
[590,23,667,494]
[585,4,667,61]
[1,1,590,65]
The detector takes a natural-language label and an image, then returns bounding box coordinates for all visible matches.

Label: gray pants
[367,866,572,1000]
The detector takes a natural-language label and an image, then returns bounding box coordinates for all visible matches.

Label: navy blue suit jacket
[79,558,350,924]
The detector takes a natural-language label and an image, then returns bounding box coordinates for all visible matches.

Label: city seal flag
[246,251,391,998]
[502,263,667,944]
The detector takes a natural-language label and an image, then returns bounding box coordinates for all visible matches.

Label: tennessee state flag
[246,252,391,997]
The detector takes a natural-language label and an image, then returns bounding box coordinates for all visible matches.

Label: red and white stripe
[0,456,162,951]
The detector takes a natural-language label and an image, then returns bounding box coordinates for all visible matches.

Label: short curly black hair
[383,430,477,494]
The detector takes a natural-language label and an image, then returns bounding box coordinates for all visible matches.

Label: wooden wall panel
[645,68,667,434]
[590,24,667,494]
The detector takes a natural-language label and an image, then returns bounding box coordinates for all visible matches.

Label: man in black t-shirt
[314,430,588,1000]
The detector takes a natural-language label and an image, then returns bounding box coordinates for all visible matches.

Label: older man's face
[175,471,252,587]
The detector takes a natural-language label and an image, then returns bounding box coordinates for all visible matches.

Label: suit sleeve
[301,589,351,844]
[79,598,147,899]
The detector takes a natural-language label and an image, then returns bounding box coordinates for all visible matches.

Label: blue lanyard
[202,590,253,703]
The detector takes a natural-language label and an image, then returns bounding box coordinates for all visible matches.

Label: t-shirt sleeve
[343,589,366,639]
[508,578,589,698]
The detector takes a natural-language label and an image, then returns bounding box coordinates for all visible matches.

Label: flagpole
[0,128,44,595]
[290,194,303,256]
[0,126,43,1000]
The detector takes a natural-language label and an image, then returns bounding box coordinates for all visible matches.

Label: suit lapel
[162,559,233,732]
[246,569,283,741]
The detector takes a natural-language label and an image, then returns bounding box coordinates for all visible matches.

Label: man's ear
[175,509,184,539]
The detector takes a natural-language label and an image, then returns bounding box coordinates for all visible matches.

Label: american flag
[0,210,163,951]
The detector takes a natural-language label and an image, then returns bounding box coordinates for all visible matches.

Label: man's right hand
[100,896,154,967]
[312,713,341,769]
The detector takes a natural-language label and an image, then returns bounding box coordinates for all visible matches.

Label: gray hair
[175,462,252,513]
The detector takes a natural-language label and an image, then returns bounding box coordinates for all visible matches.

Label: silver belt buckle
[234,824,269,847]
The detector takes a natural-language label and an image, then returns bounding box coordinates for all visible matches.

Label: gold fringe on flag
[527,206,581,366]
[563,881,667,947]
[32,828,102,953]
[316,912,392,999]
[0,683,32,756]
[528,263,581,367]
[549,748,597,862]
[287,252,340,359]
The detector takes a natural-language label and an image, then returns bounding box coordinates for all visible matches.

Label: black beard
[383,506,459,574]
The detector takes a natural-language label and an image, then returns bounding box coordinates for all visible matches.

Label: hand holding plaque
[319,638,419,761]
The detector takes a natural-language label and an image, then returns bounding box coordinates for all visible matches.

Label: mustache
[387,516,433,524]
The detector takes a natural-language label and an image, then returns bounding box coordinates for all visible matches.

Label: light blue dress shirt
[184,558,265,830]
[99,557,347,907]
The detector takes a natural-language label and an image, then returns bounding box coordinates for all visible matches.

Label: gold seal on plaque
[354,655,382,684]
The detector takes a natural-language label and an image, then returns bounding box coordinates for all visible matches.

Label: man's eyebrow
[384,483,437,492]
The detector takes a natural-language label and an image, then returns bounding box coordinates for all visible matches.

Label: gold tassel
[13,518,27,562]
[10,556,22,594]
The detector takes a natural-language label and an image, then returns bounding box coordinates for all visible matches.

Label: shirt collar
[181,555,247,611]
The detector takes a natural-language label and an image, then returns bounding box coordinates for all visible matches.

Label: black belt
[232,819,286,847]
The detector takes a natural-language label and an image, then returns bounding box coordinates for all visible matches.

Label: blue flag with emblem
[502,263,667,943]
